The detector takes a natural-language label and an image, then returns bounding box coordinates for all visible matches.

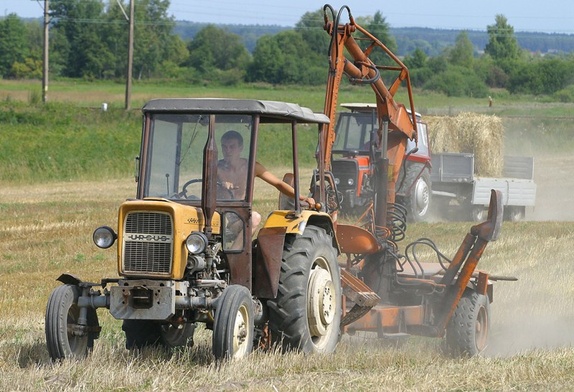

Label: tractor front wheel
[268,226,341,354]
[45,284,97,360]
[161,323,196,347]
[445,290,490,356]
[212,285,255,360]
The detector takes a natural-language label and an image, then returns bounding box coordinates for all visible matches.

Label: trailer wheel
[268,226,341,354]
[445,290,490,357]
[45,284,97,360]
[212,285,254,360]
[504,206,525,222]
[470,206,488,222]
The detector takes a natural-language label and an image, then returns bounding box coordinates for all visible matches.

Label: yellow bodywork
[263,209,334,235]
[116,198,221,280]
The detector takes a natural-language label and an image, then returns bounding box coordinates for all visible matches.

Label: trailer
[431,152,536,221]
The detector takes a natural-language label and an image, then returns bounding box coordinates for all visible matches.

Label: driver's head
[221,130,243,160]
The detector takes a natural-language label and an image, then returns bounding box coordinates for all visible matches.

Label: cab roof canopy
[143,98,330,125]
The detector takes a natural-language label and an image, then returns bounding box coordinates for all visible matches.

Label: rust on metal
[340,269,380,326]
[336,224,380,255]
[346,305,425,332]
[253,227,287,298]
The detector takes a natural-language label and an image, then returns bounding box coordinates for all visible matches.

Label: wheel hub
[232,305,249,356]
[414,178,430,215]
[308,266,336,337]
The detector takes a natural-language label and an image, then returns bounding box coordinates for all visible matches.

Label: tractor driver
[217,130,315,233]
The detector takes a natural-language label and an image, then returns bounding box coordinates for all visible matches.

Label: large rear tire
[122,320,163,349]
[123,320,195,349]
[399,164,431,222]
[408,169,431,222]
[267,226,341,354]
[212,285,255,360]
[45,284,97,360]
[161,323,196,347]
[445,290,490,357]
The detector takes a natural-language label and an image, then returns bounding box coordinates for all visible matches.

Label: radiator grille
[122,212,173,275]
[332,160,359,192]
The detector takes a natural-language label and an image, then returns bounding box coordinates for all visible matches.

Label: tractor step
[341,269,380,327]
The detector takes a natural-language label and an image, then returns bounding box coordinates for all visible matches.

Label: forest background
[1,0,574,101]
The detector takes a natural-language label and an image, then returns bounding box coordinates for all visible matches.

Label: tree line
[1,0,574,101]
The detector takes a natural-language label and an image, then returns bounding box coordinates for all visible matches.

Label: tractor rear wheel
[45,284,97,360]
[212,285,254,360]
[267,226,341,354]
[161,323,196,347]
[407,168,431,222]
[445,290,490,356]
[122,320,163,349]
[123,320,195,349]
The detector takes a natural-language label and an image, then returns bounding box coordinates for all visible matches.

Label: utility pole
[42,0,49,103]
[125,0,134,110]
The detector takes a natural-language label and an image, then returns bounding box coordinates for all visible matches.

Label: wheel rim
[67,304,88,355]
[475,305,489,352]
[414,178,430,216]
[307,260,337,347]
[232,303,250,358]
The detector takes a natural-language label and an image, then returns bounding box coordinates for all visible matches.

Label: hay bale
[426,112,504,177]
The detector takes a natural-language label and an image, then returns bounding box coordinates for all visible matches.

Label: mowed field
[1,158,574,390]
[1,81,574,390]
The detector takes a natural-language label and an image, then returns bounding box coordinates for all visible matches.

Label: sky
[2,0,573,34]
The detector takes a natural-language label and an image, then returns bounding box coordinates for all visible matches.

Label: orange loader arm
[322,4,418,204]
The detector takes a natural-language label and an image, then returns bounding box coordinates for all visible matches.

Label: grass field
[1,80,574,390]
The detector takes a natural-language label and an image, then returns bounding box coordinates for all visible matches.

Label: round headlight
[93,226,117,249]
[347,178,354,186]
[186,232,208,255]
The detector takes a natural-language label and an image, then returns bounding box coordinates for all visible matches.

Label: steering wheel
[180,178,203,199]
[180,178,235,200]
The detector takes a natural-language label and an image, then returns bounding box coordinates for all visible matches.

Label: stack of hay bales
[426,112,504,177]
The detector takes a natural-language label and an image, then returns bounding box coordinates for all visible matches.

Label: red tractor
[331,103,432,221]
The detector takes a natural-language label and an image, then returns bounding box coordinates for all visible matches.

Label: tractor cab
[332,103,433,221]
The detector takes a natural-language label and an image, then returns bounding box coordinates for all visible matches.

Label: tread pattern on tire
[267,226,341,354]
[398,163,431,222]
[45,284,95,360]
[212,285,254,360]
[445,290,489,357]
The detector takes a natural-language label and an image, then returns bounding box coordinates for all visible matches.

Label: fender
[56,273,83,286]
[254,213,338,298]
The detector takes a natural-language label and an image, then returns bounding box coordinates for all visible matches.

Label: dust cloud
[528,153,574,221]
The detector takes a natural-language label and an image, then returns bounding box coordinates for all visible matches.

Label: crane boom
[322,5,418,208]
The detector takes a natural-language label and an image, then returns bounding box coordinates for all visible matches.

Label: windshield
[334,112,428,156]
[333,113,372,152]
[144,113,253,201]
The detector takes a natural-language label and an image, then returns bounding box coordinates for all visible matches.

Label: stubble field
[1,154,574,390]
[1,81,574,390]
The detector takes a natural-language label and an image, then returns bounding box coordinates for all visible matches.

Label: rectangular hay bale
[426,112,504,177]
